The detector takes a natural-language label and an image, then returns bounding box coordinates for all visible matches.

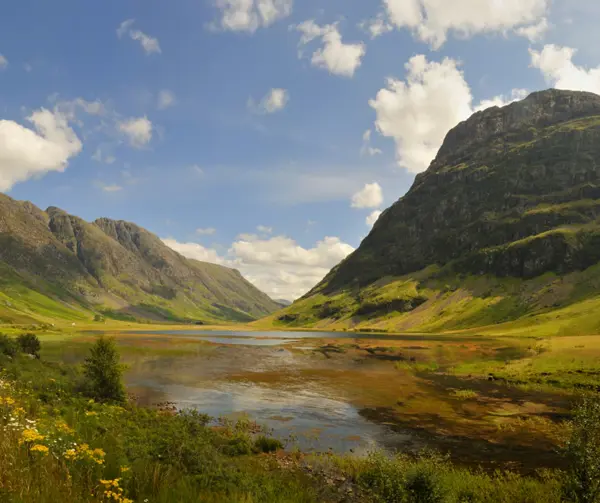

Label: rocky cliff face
[315,89,600,295]
[0,195,279,323]
[271,90,600,332]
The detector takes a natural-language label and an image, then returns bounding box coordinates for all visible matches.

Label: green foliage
[82,336,126,403]
[563,397,600,503]
[254,435,284,453]
[0,334,18,357]
[17,333,41,358]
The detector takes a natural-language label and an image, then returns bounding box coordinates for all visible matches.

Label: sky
[1,0,600,301]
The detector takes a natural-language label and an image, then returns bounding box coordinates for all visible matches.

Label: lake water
[118,330,419,454]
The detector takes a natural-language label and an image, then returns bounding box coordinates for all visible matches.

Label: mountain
[267,89,600,336]
[0,194,280,324]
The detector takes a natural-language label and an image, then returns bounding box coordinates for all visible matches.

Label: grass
[0,349,578,503]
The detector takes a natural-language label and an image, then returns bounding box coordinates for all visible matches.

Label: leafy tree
[0,334,18,357]
[82,336,126,403]
[563,397,600,503]
[17,333,41,358]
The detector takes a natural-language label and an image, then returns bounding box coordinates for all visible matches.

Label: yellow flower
[30,444,49,455]
[85,411,98,417]
[120,466,130,473]
[20,429,45,444]
[56,420,74,434]
[64,448,77,460]
[14,407,26,415]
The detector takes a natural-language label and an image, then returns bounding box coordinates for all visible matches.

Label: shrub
[17,333,41,358]
[563,397,600,503]
[254,436,284,453]
[0,334,19,357]
[82,336,126,403]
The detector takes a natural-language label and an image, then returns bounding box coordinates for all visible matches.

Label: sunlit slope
[267,90,600,336]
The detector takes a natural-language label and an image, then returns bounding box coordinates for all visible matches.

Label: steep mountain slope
[269,89,600,336]
[0,194,279,324]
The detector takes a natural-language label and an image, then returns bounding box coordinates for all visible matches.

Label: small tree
[0,334,19,357]
[83,336,126,403]
[17,333,41,358]
[563,397,600,503]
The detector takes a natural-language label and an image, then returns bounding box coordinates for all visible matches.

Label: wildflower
[19,428,45,444]
[120,466,130,473]
[30,444,49,455]
[85,411,98,417]
[56,420,74,434]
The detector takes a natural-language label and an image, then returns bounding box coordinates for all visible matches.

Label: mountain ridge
[268,89,600,337]
[0,193,279,324]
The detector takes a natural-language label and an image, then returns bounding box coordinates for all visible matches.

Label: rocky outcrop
[308,89,600,296]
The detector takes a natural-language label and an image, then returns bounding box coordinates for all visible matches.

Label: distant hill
[274,299,292,307]
[266,89,600,336]
[0,194,280,324]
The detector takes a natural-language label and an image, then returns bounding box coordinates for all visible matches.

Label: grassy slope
[257,261,600,338]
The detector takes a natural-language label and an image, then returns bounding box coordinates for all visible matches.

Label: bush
[82,336,126,403]
[254,435,284,454]
[17,333,41,358]
[0,334,19,357]
[563,397,600,503]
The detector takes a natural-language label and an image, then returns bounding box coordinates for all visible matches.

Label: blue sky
[1,0,600,300]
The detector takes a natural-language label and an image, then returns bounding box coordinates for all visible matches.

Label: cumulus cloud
[530,44,600,93]
[381,0,549,48]
[475,88,529,112]
[369,54,528,174]
[95,182,123,193]
[0,54,7,69]
[351,183,383,209]
[157,90,176,110]
[248,88,289,114]
[257,225,273,234]
[163,234,354,301]
[296,20,366,77]
[118,116,153,148]
[92,147,116,165]
[196,227,217,235]
[366,210,383,226]
[162,239,229,266]
[213,0,293,33]
[0,108,82,192]
[360,15,393,39]
[360,129,382,156]
[117,19,161,55]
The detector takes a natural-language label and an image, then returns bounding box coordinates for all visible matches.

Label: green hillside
[0,195,279,324]
[267,90,600,336]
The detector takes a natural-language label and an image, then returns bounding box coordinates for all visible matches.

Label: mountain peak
[434,89,600,168]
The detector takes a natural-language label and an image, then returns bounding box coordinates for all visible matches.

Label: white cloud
[99,183,123,192]
[366,210,383,226]
[530,44,600,93]
[0,54,7,70]
[360,15,393,39]
[351,182,384,209]
[213,0,293,33]
[157,90,176,110]
[248,88,289,114]
[381,0,549,49]
[360,129,383,156]
[118,116,153,148]
[515,17,549,42]
[92,147,116,165]
[163,234,354,301]
[0,108,82,192]
[117,19,161,55]
[162,239,229,266]
[296,21,366,77]
[475,88,529,112]
[369,54,529,174]
[257,225,273,234]
[196,227,217,235]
